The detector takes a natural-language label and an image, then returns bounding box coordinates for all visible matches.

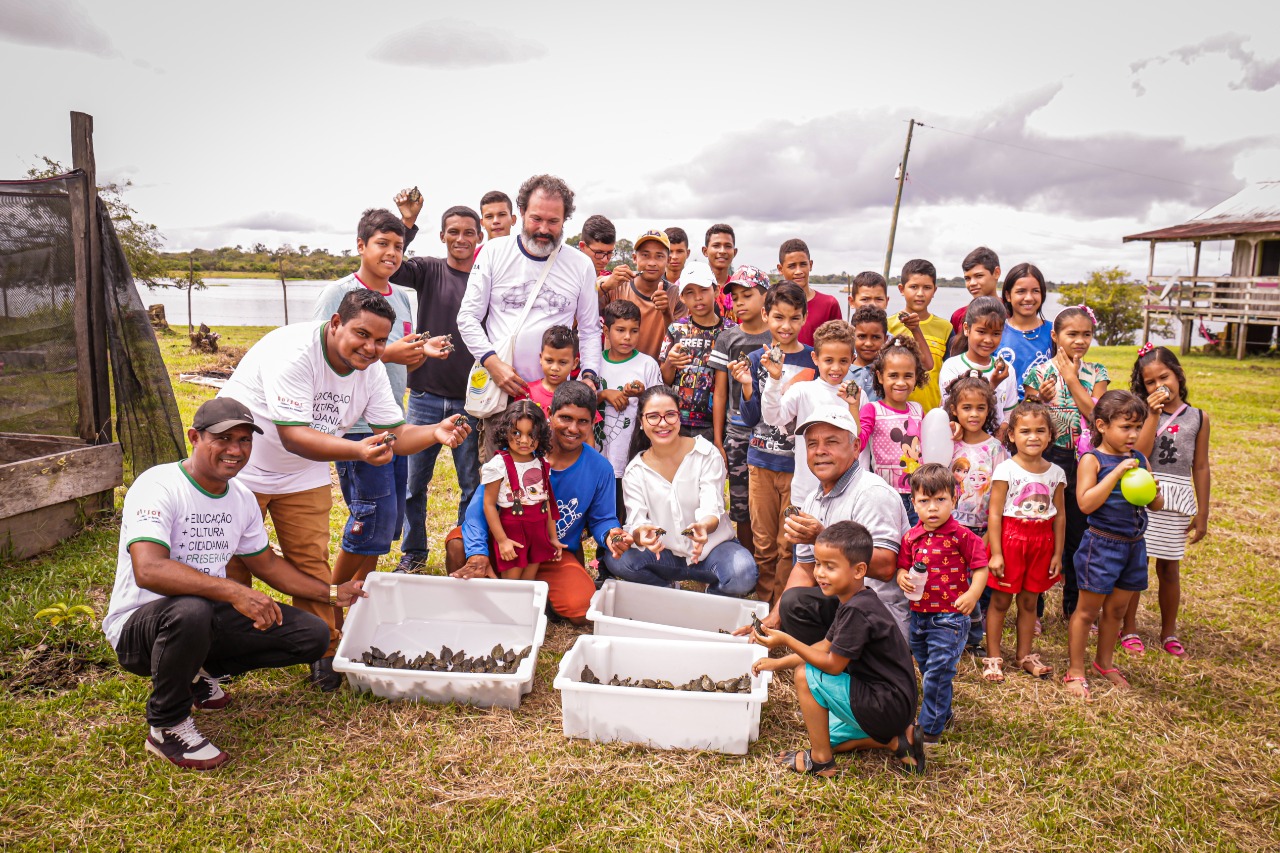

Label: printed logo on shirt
[555,497,582,540]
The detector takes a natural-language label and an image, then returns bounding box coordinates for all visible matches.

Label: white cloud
[0,0,116,57]
[369,19,546,69]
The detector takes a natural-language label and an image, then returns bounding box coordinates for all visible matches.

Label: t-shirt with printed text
[739,346,815,472]
[708,325,772,426]
[597,349,663,478]
[859,400,924,494]
[658,315,734,431]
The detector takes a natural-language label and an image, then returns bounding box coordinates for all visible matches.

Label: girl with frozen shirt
[938,296,1018,439]
[943,374,1009,534]
[761,320,861,508]
[995,263,1054,401]
[613,387,757,596]
[858,334,926,524]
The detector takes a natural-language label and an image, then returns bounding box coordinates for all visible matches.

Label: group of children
[477,235,1213,768]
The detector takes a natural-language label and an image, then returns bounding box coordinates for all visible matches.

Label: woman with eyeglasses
[609,386,758,596]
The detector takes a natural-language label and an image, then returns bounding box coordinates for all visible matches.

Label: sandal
[1162,636,1188,658]
[776,749,837,777]
[892,725,926,775]
[1062,673,1091,701]
[1091,660,1131,689]
[1033,619,1043,637]
[1017,653,1053,679]
[1119,633,1146,655]
[981,657,1005,683]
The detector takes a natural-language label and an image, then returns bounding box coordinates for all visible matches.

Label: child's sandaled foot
[1162,636,1188,658]
[1091,660,1131,689]
[981,657,1005,683]
[776,749,837,777]
[893,725,926,775]
[1033,619,1042,637]
[1119,633,1146,655]
[1062,673,1091,701]
[1017,653,1053,679]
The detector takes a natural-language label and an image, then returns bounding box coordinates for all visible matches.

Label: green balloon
[1120,468,1157,506]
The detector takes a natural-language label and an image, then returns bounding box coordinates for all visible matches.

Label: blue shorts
[805,664,870,745]
[1074,528,1148,595]
[336,434,409,556]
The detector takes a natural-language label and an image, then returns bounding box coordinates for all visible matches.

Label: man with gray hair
[737,404,910,641]
[457,174,604,415]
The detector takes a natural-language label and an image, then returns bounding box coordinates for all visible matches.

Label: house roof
[1124,181,1280,243]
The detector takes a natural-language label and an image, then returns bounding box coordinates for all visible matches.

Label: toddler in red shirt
[896,463,989,742]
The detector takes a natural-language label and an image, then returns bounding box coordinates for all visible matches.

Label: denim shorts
[1074,527,1148,595]
[335,434,409,556]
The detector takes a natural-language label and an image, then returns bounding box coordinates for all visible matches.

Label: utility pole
[883,118,916,282]
[278,256,289,325]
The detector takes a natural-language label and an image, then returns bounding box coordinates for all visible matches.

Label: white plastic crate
[587,579,769,644]
[553,635,771,755]
[333,572,548,709]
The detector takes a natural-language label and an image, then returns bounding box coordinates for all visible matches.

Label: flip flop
[1162,636,1188,658]
[1062,673,1091,701]
[1119,634,1146,655]
[1091,660,1131,689]
[893,725,926,776]
[776,749,837,777]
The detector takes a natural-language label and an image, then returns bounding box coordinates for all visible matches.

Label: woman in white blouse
[611,386,757,596]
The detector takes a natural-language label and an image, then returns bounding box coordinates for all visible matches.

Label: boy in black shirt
[753,521,924,776]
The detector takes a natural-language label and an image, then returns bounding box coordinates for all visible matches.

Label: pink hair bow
[1076,304,1098,326]
[1137,342,1155,357]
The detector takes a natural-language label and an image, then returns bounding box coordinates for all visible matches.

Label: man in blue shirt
[447,382,632,624]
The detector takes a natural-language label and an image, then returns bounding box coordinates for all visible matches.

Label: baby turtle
[657,680,674,690]
[624,380,645,396]
[897,310,913,324]
[491,644,505,659]
[766,344,784,364]
[782,504,803,519]
[608,530,628,547]
[652,528,667,538]
[717,628,731,635]
[456,659,473,673]
[1156,384,1172,399]
[640,679,659,689]
[750,612,768,637]
[440,645,453,662]
[581,665,602,685]
[698,675,716,693]
[609,674,622,686]
[451,649,466,666]
[680,526,696,538]
[842,380,861,400]
[405,186,422,203]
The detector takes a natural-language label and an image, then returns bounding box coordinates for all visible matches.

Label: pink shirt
[897,517,989,613]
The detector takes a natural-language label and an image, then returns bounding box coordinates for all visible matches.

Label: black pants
[1046,446,1087,619]
[779,586,841,646]
[114,595,329,728]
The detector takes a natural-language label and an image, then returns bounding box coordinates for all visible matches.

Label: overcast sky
[2,0,1278,280]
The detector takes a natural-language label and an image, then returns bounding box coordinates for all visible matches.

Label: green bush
[1057,267,1172,346]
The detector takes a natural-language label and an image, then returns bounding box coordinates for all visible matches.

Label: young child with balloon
[1061,390,1163,701]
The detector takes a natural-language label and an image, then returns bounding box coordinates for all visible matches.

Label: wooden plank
[71,111,112,445]
[66,167,96,444]
[0,433,87,465]
[1180,318,1193,355]
[0,492,112,561]
[0,442,122,519]
[1236,322,1247,360]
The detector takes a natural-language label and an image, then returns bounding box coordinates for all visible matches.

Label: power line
[913,121,1236,196]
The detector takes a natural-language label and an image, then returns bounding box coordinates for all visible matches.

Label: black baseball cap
[194,397,263,434]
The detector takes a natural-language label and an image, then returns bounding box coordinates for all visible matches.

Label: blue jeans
[607,540,758,597]
[908,611,969,736]
[401,391,481,558]
[336,435,408,556]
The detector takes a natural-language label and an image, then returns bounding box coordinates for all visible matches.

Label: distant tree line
[159,245,359,280]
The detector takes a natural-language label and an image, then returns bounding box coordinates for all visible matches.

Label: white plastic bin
[554,635,771,755]
[333,572,548,709]
[587,579,769,644]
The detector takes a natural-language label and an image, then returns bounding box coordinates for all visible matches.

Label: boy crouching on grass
[752,521,925,776]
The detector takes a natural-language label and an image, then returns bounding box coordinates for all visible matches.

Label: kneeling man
[102,399,367,770]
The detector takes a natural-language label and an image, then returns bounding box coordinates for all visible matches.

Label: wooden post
[278,256,289,325]
[70,111,112,444]
[1142,240,1156,345]
[187,257,194,335]
[66,169,96,443]
[1236,322,1247,360]
[883,119,916,282]
[1183,242,1201,354]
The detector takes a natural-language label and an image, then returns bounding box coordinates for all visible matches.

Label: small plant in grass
[34,602,96,629]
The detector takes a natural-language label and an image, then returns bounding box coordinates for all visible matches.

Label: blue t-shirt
[996,320,1053,401]
[739,345,816,472]
[1086,450,1149,538]
[462,444,620,557]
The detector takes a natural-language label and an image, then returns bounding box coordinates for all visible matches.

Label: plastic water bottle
[904,561,929,602]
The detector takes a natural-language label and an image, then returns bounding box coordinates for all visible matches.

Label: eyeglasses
[582,244,613,260]
[642,410,681,426]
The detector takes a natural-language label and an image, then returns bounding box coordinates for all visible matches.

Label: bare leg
[332,549,378,634]
[1067,591,1106,680]
[1155,559,1181,640]
[1014,591,1040,662]
[444,537,466,575]
[986,591,1013,658]
[793,664,834,764]
[1095,590,1135,686]
[517,563,541,581]
[1121,587,1141,636]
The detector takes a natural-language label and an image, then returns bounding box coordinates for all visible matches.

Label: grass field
[2,333,1278,851]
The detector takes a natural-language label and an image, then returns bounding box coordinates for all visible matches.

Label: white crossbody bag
[464,243,562,418]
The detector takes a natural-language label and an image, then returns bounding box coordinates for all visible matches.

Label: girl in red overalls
[481,400,565,580]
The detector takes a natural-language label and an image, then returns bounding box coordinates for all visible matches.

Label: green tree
[1056,267,1171,346]
[27,156,172,289]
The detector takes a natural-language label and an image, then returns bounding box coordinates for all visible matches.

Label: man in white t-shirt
[457,174,604,405]
[104,398,369,770]
[219,289,471,689]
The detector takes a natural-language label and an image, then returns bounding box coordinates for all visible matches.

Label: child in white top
[938,296,1018,439]
[481,401,565,580]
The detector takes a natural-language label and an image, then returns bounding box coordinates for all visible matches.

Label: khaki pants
[748,465,793,606]
[227,485,337,653]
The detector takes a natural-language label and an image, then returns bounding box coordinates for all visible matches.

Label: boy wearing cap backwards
[778,238,843,346]
[709,266,773,551]
[659,261,736,440]
[102,398,369,770]
[597,229,685,360]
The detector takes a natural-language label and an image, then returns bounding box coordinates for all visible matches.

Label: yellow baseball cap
[634,229,671,251]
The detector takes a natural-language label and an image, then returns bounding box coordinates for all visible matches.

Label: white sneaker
[145,717,229,770]
[191,669,230,711]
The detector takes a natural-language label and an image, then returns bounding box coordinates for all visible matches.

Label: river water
[144,276,1174,344]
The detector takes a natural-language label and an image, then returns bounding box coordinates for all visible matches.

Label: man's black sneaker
[191,669,230,711]
[309,656,343,692]
[395,552,429,573]
[145,717,229,770]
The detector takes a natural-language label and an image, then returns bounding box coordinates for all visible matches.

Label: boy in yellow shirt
[887,259,950,412]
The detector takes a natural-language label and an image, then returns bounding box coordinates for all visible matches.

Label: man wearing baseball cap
[596,228,687,360]
[736,404,910,641]
[102,398,369,770]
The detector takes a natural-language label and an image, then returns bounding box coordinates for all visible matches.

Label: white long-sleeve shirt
[455,236,603,382]
[621,436,733,563]
[761,376,851,507]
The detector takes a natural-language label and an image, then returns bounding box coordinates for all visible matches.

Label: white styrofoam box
[333,572,548,710]
[587,579,769,644]
[553,635,772,755]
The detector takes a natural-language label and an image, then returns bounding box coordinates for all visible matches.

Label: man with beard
[456,174,603,436]
[391,194,485,573]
